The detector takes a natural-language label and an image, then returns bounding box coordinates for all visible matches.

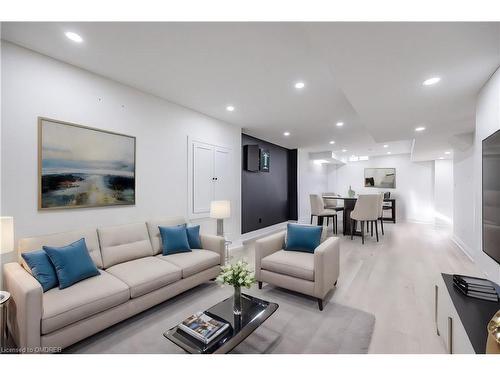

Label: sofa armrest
[3,262,43,351]
[254,231,286,280]
[313,237,340,299]
[200,234,225,265]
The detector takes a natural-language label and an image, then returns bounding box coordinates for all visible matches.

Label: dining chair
[350,194,380,244]
[310,194,338,234]
[383,191,392,212]
[377,192,385,235]
[322,193,345,214]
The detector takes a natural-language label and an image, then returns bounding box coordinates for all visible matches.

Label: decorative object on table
[348,185,356,198]
[259,148,270,172]
[210,200,231,237]
[364,168,396,188]
[38,117,136,210]
[1,216,14,255]
[216,260,256,315]
[0,291,10,349]
[453,274,499,302]
[178,312,229,344]
[487,310,500,354]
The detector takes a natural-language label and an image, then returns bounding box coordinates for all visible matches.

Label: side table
[0,291,10,349]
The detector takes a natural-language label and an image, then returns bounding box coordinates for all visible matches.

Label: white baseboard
[451,235,475,262]
[239,222,288,245]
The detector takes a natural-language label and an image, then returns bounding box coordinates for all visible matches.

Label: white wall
[0,42,242,245]
[452,146,475,257]
[297,149,328,222]
[434,159,454,226]
[329,154,436,223]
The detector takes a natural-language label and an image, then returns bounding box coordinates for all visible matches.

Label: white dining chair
[310,194,338,234]
[350,194,380,244]
[322,192,345,214]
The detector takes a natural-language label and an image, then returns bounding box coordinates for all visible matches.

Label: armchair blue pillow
[21,250,59,292]
[43,238,100,289]
[285,223,322,253]
[159,224,192,255]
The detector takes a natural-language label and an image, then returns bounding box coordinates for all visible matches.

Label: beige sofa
[254,231,339,311]
[3,217,225,352]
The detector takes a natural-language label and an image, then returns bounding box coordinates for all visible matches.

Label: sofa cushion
[159,225,192,255]
[157,249,220,278]
[44,238,100,289]
[42,270,129,334]
[19,228,103,269]
[261,250,315,281]
[98,223,154,268]
[146,217,186,255]
[21,250,58,292]
[186,225,202,249]
[106,256,182,298]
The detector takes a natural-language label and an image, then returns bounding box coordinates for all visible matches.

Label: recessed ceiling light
[65,31,83,43]
[294,82,305,89]
[423,77,441,86]
[226,105,235,112]
[329,140,335,145]
[342,149,347,152]
[383,144,389,148]
[439,157,444,160]
[415,126,426,132]
[387,152,392,155]
[445,151,451,155]
[336,122,344,127]
[283,131,290,136]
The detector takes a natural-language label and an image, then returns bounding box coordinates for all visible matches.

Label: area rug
[65,282,375,354]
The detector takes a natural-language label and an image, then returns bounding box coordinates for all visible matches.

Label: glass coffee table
[164,293,278,354]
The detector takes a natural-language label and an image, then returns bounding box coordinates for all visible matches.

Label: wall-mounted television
[482,129,500,264]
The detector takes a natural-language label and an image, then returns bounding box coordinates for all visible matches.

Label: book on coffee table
[178,312,229,344]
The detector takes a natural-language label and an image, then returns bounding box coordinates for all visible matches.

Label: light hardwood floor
[232,220,481,354]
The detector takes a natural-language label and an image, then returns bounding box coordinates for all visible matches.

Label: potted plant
[216,260,256,315]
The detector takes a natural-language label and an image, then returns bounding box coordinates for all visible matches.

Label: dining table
[323,195,396,236]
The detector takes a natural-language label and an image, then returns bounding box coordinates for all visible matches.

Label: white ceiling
[2,22,499,160]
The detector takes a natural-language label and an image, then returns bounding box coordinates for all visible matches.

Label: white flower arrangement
[216,260,256,288]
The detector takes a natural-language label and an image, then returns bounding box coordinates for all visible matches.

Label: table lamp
[0,217,14,254]
[210,201,230,237]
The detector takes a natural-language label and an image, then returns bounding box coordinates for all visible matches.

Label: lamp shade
[1,216,14,254]
[210,200,231,219]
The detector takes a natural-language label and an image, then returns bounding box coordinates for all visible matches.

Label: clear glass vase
[233,286,242,315]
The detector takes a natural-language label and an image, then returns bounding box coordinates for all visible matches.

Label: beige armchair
[254,231,340,311]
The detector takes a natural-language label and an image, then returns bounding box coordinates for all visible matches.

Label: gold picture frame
[38,117,136,210]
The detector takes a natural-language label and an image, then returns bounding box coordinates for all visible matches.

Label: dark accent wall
[241,134,298,234]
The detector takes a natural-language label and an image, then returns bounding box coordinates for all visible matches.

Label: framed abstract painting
[364,168,396,188]
[38,117,136,210]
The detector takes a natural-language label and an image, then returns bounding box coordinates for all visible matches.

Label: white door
[192,142,214,214]
[214,147,232,201]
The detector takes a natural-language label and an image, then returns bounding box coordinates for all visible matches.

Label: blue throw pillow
[43,238,100,289]
[159,224,192,255]
[186,225,202,249]
[21,250,59,292]
[285,223,322,253]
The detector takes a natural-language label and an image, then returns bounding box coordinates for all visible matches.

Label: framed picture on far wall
[38,117,136,210]
[364,168,396,188]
